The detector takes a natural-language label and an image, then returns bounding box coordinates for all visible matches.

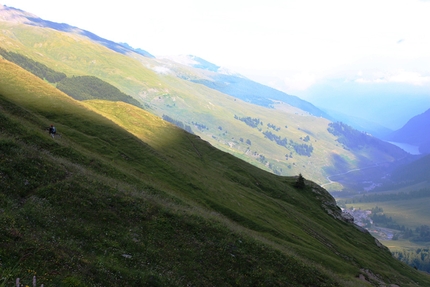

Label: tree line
[192,122,208,131]
[162,115,193,134]
[235,115,313,157]
[263,131,313,156]
[0,47,66,83]
[290,140,313,157]
[267,123,280,131]
[389,225,430,242]
[393,248,430,273]
[343,188,430,204]
[0,48,144,109]
[263,131,288,147]
[56,75,142,108]
[234,115,262,128]
[327,121,402,156]
[327,122,368,149]
[366,207,430,242]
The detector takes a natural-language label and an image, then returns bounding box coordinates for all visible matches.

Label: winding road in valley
[321,155,409,188]
[321,163,380,188]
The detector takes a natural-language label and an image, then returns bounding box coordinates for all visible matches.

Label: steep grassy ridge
[1,58,430,286]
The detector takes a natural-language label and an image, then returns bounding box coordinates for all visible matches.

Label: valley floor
[343,206,430,273]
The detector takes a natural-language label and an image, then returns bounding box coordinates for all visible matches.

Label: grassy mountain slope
[0,17,410,194]
[171,55,332,118]
[390,154,430,187]
[0,4,154,58]
[1,57,430,286]
[143,54,332,118]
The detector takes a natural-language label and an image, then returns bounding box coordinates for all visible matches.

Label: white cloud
[356,70,430,86]
[283,72,318,92]
[3,0,430,93]
[151,66,171,75]
[389,71,430,85]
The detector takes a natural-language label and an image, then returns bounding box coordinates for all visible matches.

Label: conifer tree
[294,173,305,189]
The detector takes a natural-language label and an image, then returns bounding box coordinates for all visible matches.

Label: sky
[2,0,430,128]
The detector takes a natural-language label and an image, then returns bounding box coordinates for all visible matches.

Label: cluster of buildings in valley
[342,207,394,240]
[342,208,373,228]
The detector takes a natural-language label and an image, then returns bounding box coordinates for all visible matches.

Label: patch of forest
[363,207,430,242]
[393,248,430,274]
[327,122,370,149]
[402,225,430,242]
[192,121,208,131]
[234,115,262,128]
[57,76,142,108]
[290,140,313,157]
[301,135,311,142]
[162,115,193,134]
[238,138,252,145]
[327,122,405,156]
[263,131,288,147]
[0,47,66,83]
[0,48,144,109]
[343,188,430,204]
[262,131,313,156]
[267,123,280,131]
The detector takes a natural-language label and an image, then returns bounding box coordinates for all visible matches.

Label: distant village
[342,208,394,240]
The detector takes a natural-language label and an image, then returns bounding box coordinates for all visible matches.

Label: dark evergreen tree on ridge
[294,173,306,189]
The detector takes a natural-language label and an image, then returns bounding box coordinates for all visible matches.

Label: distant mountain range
[169,55,334,119]
[390,153,430,186]
[302,79,430,133]
[316,108,393,138]
[385,108,430,154]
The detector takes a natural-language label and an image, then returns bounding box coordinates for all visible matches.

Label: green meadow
[347,197,430,229]
[342,181,430,256]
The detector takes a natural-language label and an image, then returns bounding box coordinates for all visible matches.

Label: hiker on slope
[48,124,57,138]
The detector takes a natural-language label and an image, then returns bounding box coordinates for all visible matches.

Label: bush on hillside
[290,140,313,157]
[162,114,193,134]
[262,131,288,147]
[234,115,262,128]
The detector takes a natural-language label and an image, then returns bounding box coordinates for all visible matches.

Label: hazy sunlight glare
[2,0,429,127]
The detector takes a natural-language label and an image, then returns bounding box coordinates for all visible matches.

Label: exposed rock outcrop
[308,182,350,223]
